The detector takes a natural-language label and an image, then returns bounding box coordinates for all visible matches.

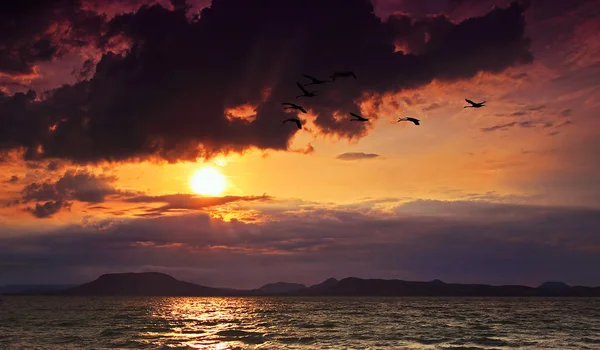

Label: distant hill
[309,278,339,290]
[538,281,570,291]
[61,272,229,296]
[429,279,446,285]
[6,272,599,297]
[304,278,600,297]
[254,282,307,294]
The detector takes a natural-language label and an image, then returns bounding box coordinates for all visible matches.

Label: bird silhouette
[464,99,486,108]
[330,71,357,81]
[296,82,319,98]
[283,118,302,129]
[398,117,420,125]
[349,112,369,122]
[282,102,307,114]
[303,74,331,86]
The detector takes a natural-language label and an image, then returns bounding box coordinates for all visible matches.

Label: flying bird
[398,117,420,125]
[349,112,369,122]
[296,82,319,98]
[330,71,357,81]
[282,102,307,114]
[283,118,302,129]
[464,99,486,108]
[303,74,330,86]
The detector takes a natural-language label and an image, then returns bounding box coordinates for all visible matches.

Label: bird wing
[294,120,302,129]
[299,107,307,113]
[465,99,476,105]
[297,82,309,94]
[349,112,361,118]
[303,74,317,81]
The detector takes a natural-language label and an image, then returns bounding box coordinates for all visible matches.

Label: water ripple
[1,297,599,349]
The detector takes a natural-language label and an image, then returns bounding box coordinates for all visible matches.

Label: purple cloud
[1,199,599,288]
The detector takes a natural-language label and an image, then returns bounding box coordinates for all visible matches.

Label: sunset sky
[1,0,599,289]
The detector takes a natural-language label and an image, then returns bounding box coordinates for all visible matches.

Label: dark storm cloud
[336,152,381,161]
[375,0,597,21]
[372,0,477,19]
[0,0,106,76]
[0,0,533,164]
[1,200,600,287]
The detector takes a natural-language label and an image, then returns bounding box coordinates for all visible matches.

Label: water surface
[1,296,599,349]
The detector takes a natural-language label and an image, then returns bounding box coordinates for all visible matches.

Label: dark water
[1,297,599,349]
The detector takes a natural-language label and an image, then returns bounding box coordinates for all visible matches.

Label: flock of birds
[281,70,487,130]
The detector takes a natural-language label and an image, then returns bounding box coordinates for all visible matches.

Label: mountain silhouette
[429,279,446,285]
[254,282,307,294]
[309,278,339,290]
[306,278,600,297]
[62,272,228,296]
[4,272,598,297]
[538,281,570,291]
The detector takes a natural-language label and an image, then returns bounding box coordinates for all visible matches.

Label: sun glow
[190,166,228,196]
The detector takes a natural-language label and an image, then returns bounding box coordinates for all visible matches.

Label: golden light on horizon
[190,166,228,196]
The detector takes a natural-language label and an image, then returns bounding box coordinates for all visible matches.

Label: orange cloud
[224,104,257,123]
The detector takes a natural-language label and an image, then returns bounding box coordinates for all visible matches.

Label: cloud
[290,143,315,155]
[12,168,271,218]
[527,105,546,111]
[4,175,19,184]
[1,199,600,287]
[19,169,134,217]
[561,108,572,117]
[480,119,571,132]
[423,103,442,111]
[336,152,381,161]
[0,0,107,76]
[480,121,518,132]
[0,0,533,164]
[123,193,272,216]
[22,170,120,203]
[25,200,72,219]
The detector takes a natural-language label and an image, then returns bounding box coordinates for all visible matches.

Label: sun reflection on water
[147,297,269,349]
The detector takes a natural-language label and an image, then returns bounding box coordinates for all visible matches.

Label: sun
[190,166,228,196]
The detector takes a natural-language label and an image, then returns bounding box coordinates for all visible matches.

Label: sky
[1,0,600,289]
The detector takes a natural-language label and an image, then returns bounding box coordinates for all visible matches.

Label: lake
[1,296,599,349]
